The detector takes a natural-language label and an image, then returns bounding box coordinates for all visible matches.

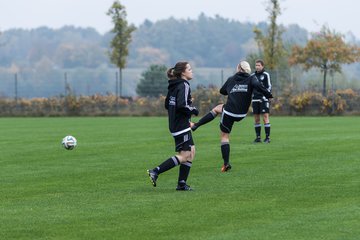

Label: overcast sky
[1,0,359,39]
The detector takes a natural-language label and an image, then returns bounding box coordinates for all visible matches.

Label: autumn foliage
[289,26,360,96]
[1,87,359,117]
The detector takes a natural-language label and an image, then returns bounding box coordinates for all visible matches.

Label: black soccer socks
[155,156,180,174]
[221,142,230,165]
[192,110,217,131]
[178,161,192,185]
[264,123,271,138]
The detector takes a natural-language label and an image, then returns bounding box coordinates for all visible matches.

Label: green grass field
[0,116,359,240]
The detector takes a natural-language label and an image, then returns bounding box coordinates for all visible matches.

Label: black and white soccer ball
[62,135,77,150]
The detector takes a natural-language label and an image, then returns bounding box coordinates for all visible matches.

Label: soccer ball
[62,135,77,150]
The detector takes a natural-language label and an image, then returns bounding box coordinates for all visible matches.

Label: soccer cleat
[253,137,262,143]
[264,138,271,143]
[221,163,232,172]
[176,184,193,191]
[147,169,158,187]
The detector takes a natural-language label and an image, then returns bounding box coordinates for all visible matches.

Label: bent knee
[185,151,195,162]
[178,151,194,162]
[213,104,223,114]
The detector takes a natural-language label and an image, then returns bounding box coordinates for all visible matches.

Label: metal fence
[1,67,359,99]
[0,67,236,99]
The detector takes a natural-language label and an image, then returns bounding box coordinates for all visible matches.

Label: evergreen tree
[136,64,168,97]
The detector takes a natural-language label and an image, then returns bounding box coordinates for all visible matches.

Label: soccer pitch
[0,117,359,239]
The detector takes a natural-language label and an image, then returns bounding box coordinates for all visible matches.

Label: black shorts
[252,100,270,114]
[174,131,194,152]
[220,111,245,133]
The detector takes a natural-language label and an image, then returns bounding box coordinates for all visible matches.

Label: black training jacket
[220,72,273,117]
[165,78,198,136]
[252,69,272,101]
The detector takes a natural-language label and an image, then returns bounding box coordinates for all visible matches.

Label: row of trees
[0,16,309,69]
[135,0,360,97]
[1,0,360,99]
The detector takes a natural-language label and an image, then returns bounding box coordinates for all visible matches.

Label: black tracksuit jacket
[252,69,272,101]
[220,72,273,117]
[165,78,198,136]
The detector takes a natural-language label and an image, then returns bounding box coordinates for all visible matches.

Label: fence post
[64,72,68,114]
[119,68,122,98]
[116,71,119,112]
[221,69,224,87]
[116,71,119,97]
[64,72,68,96]
[14,73,18,103]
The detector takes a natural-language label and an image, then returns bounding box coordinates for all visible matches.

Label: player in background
[191,61,272,172]
[252,59,272,143]
[147,62,199,191]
